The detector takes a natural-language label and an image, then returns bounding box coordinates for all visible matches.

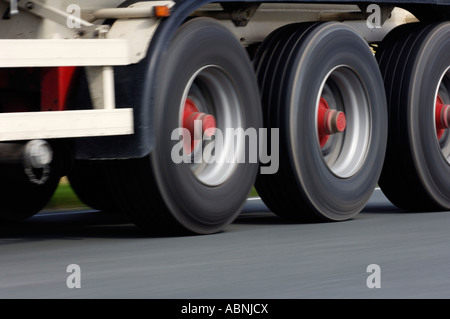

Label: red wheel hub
[182,98,217,153]
[435,95,450,140]
[317,97,347,148]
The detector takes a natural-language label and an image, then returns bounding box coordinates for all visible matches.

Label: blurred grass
[44,177,259,211]
[249,187,259,197]
[44,177,87,211]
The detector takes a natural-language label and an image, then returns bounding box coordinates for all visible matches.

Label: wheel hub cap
[436,95,450,140]
[182,98,217,153]
[318,97,347,147]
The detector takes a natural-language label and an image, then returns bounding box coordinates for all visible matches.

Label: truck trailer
[0,0,449,234]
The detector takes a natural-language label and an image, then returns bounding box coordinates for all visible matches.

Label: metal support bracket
[196,3,260,27]
[10,0,18,15]
[12,0,93,28]
[221,3,260,27]
[78,25,110,39]
[85,66,116,110]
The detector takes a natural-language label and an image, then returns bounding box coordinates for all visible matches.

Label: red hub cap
[435,95,450,140]
[317,97,347,148]
[182,98,217,153]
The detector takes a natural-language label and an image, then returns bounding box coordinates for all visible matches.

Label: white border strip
[0,39,131,67]
[0,109,134,141]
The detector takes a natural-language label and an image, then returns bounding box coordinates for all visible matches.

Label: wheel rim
[315,65,371,178]
[434,66,450,164]
[179,65,244,187]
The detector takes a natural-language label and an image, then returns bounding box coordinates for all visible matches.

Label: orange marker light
[154,5,171,18]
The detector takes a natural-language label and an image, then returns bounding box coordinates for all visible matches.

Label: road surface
[1,189,450,299]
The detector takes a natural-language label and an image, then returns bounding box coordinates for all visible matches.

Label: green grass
[44,178,260,212]
[249,187,259,197]
[44,177,88,211]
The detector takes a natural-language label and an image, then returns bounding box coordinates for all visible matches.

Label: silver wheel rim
[315,65,371,178]
[178,65,244,187]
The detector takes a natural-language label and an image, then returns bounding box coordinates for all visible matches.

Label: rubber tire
[106,18,262,234]
[0,149,62,222]
[254,22,387,222]
[376,22,450,211]
[67,161,117,212]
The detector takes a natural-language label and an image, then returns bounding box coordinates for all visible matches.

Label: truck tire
[0,159,61,222]
[67,161,116,212]
[254,22,387,221]
[107,18,262,234]
[377,22,450,211]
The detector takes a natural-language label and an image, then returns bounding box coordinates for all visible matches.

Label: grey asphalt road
[1,189,450,299]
